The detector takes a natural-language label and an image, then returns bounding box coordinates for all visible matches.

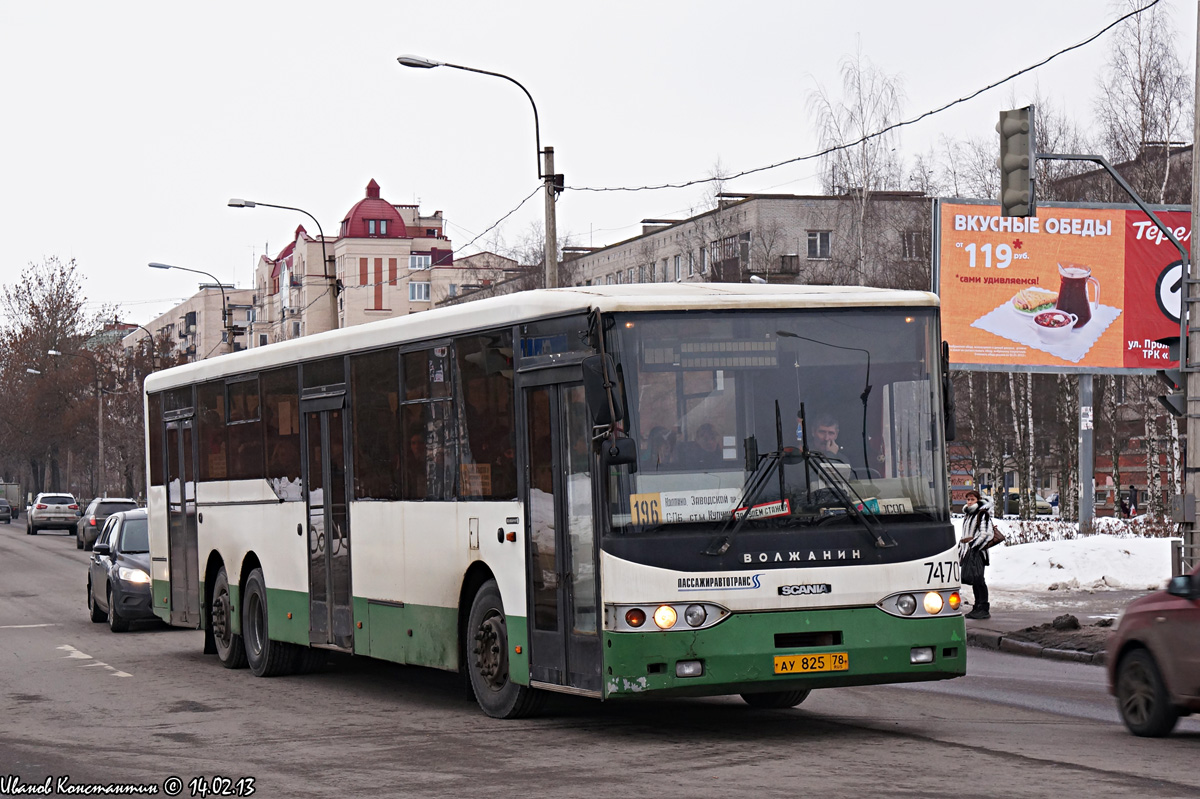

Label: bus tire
[740,689,811,709]
[243,567,295,678]
[293,646,327,675]
[466,579,542,719]
[212,566,247,669]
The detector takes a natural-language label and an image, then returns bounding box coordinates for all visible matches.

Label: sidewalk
[961,588,1150,666]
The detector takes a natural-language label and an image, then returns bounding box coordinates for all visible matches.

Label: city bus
[144,284,965,718]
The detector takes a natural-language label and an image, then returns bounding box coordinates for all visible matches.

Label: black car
[87,509,157,632]
[77,497,138,550]
[0,498,11,524]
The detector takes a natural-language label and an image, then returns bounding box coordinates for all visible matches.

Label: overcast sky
[2,1,1195,326]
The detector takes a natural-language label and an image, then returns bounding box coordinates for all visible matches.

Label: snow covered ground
[951,515,1181,613]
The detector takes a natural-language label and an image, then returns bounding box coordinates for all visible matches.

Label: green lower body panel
[603,607,966,698]
[357,597,460,672]
[265,587,309,645]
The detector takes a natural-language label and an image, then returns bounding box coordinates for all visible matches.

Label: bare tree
[1095,0,1192,204]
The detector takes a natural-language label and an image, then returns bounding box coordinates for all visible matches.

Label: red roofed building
[249,179,455,346]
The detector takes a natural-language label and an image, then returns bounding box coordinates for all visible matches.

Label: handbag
[988,527,1006,548]
[961,547,986,584]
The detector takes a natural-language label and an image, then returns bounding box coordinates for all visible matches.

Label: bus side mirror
[582,354,625,426]
[942,341,957,441]
[603,436,638,471]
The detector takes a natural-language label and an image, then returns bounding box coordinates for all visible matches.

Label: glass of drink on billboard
[1055,264,1100,328]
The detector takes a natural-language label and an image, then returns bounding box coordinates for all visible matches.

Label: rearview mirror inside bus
[582,354,624,426]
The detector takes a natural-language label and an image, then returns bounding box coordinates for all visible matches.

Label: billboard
[936,199,1189,372]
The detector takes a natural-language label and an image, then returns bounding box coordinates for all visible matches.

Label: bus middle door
[523,378,601,694]
[302,395,352,651]
[164,413,200,627]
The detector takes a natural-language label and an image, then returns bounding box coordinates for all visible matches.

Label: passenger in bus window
[812,414,842,458]
[680,423,723,467]
[645,426,677,469]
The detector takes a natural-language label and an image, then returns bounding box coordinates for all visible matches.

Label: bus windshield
[606,308,949,534]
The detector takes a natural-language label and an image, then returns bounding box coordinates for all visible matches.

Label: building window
[409,281,431,302]
[368,220,375,235]
[409,254,432,270]
[807,231,832,260]
[688,252,695,276]
[291,320,302,338]
[448,284,458,298]
[781,254,800,274]
[638,265,646,283]
[699,248,708,273]
[902,230,927,261]
[627,267,635,284]
[380,219,387,236]
[674,255,682,280]
[258,333,268,347]
[606,274,614,285]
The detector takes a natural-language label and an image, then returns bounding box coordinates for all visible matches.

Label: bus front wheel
[212,567,247,669]
[466,579,542,719]
[741,689,811,709]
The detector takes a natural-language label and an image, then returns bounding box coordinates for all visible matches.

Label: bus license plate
[773,652,849,674]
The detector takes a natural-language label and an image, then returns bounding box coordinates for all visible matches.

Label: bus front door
[524,382,601,694]
[303,401,352,650]
[165,418,200,626]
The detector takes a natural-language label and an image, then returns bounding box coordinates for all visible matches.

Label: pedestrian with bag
[960,489,1002,620]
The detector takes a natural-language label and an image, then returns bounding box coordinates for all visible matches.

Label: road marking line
[56,644,131,677]
[0,623,58,629]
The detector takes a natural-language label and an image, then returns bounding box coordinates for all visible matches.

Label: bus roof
[144,283,939,392]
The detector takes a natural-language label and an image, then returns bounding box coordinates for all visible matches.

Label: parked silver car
[26,493,80,535]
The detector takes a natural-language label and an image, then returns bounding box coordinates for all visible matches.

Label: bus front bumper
[603,605,966,698]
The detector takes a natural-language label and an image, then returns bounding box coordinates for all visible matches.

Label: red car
[1107,563,1200,736]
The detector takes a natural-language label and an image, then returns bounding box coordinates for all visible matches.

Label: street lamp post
[227,199,336,329]
[148,262,230,352]
[48,349,105,495]
[397,54,561,289]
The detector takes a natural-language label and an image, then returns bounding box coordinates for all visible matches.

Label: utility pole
[544,146,558,288]
[1183,0,1200,571]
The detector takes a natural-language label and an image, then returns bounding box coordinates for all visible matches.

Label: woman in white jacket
[960,490,994,620]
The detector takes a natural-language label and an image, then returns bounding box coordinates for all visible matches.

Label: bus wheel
[466,579,542,719]
[740,690,811,709]
[243,567,295,678]
[212,567,247,669]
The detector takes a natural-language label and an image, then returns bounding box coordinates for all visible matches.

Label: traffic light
[997,106,1036,217]
[1157,337,1185,417]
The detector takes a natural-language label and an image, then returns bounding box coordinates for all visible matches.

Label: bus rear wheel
[466,579,542,719]
[740,689,811,709]
[243,567,296,678]
[212,567,247,669]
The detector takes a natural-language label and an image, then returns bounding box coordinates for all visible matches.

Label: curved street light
[48,348,106,495]
[148,262,230,351]
[227,199,335,327]
[397,54,559,289]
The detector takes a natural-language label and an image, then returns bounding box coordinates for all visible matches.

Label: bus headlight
[607,602,729,632]
[895,594,917,616]
[878,590,960,618]
[923,591,944,614]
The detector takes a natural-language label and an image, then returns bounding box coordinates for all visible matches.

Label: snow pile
[987,535,1177,592]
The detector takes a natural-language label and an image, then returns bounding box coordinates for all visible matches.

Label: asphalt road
[2,526,1196,799]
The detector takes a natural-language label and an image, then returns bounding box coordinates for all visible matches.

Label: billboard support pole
[1079,375,1094,532]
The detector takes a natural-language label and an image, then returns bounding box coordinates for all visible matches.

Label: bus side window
[262,366,302,499]
[401,349,457,501]
[349,349,401,501]
[455,332,516,501]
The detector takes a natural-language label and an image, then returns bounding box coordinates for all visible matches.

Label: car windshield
[43,495,73,505]
[0,499,9,507]
[98,502,137,515]
[606,308,949,535]
[118,519,149,553]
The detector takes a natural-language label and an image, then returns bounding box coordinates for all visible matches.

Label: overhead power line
[566,0,1164,195]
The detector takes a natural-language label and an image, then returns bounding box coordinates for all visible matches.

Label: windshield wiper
[802,449,895,549]
[702,402,788,556]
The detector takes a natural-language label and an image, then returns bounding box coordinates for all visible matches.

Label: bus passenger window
[350,349,401,501]
[456,333,516,500]
[263,367,302,500]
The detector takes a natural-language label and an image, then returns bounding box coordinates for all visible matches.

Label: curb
[966,629,1106,666]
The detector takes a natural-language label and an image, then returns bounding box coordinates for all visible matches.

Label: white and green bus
[145,284,965,718]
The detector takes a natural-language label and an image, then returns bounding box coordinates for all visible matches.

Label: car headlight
[118,566,150,584]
